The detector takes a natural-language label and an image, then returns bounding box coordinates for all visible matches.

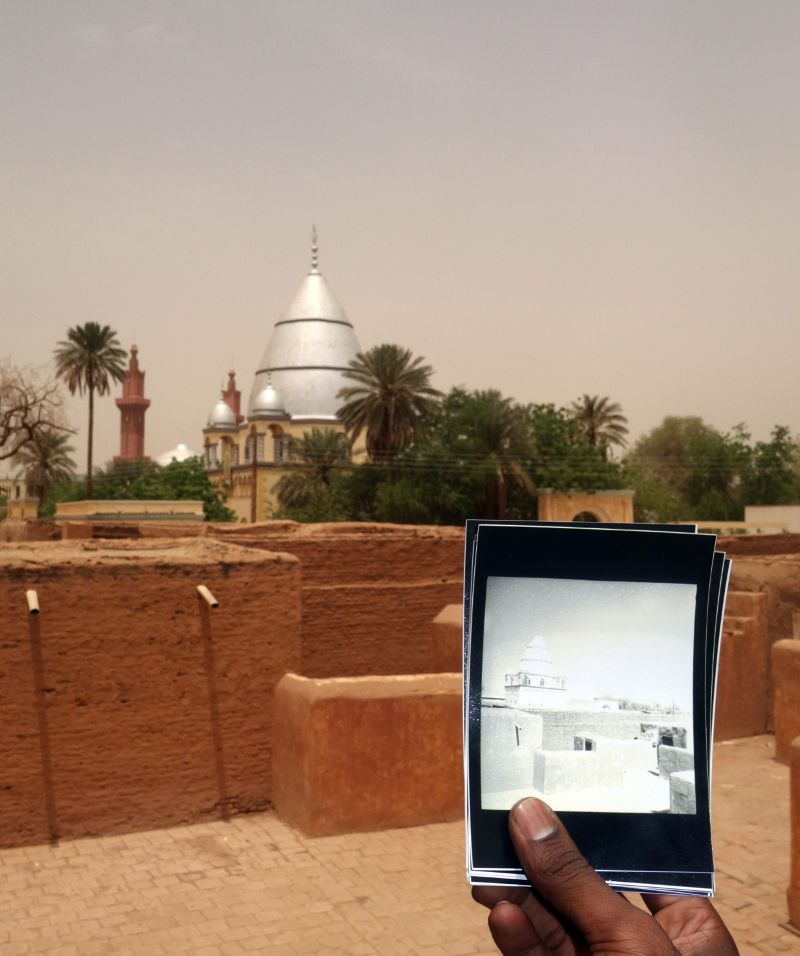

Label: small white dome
[519,635,559,679]
[251,381,287,418]
[207,400,236,428]
[156,443,197,467]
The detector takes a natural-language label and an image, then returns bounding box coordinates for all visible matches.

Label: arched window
[572,511,600,522]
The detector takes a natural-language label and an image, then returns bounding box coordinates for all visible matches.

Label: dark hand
[472,797,739,955]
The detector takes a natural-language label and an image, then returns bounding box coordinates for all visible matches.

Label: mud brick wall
[272,672,462,835]
[731,555,800,647]
[772,641,800,765]
[539,710,644,751]
[715,592,770,739]
[0,539,300,848]
[790,738,800,929]
[212,522,465,677]
[729,555,800,731]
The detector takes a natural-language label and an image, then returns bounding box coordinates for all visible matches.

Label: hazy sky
[3,1,800,471]
[482,576,697,711]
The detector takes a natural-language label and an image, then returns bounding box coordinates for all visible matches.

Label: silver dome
[251,379,288,419]
[207,399,237,428]
[248,236,361,421]
[155,442,197,466]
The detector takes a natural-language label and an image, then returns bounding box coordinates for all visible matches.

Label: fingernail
[511,798,557,841]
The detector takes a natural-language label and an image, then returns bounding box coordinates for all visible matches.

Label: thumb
[508,798,656,948]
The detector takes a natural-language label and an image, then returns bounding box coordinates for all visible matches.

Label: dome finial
[310,224,319,273]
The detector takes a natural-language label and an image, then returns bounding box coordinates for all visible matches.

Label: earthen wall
[0,540,301,848]
[211,523,465,676]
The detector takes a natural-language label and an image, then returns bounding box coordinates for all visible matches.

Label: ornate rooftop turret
[248,229,361,422]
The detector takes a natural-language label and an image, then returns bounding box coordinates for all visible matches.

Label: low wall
[272,672,462,836]
[670,771,696,814]
[481,705,543,792]
[0,539,301,848]
[658,744,694,779]
[790,738,800,929]
[731,555,800,647]
[212,523,464,677]
[773,641,800,765]
[540,710,645,751]
[730,557,800,730]
[431,604,462,673]
[719,533,800,557]
[715,592,770,739]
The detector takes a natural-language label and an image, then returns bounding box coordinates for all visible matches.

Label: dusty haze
[2,1,799,469]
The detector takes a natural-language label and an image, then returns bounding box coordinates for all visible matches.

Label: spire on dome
[310,224,319,274]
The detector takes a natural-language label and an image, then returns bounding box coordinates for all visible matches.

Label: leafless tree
[0,361,70,462]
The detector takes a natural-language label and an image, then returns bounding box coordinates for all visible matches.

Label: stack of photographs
[464,519,731,897]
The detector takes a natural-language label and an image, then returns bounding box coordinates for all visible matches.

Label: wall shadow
[28,614,59,843]
[197,599,230,820]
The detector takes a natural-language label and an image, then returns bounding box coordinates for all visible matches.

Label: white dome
[518,635,559,679]
[156,443,197,467]
[207,399,237,428]
[251,380,287,419]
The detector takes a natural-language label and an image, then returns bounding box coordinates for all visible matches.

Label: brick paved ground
[0,735,796,955]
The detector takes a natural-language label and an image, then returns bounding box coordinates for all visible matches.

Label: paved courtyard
[0,735,796,955]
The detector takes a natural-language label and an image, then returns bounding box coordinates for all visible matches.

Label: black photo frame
[465,521,718,888]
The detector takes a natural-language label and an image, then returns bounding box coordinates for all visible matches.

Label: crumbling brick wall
[0,539,300,848]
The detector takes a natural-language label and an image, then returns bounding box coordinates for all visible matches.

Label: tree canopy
[571,394,629,454]
[54,323,127,498]
[14,429,76,513]
[0,361,68,462]
[275,427,351,517]
[336,344,440,463]
[627,417,800,521]
[49,457,236,522]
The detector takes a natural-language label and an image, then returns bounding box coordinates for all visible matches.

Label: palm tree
[54,323,127,498]
[275,427,351,510]
[336,344,441,463]
[15,429,76,512]
[461,390,535,518]
[571,394,629,455]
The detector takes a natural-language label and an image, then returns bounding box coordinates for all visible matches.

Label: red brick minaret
[222,369,245,424]
[115,344,151,461]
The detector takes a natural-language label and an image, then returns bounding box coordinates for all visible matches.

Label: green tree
[54,323,127,498]
[529,404,628,492]
[740,425,800,506]
[275,428,351,513]
[626,417,747,521]
[336,343,440,463]
[454,390,535,518]
[47,457,235,522]
[14,429,76,513]
[571,394,629,455]
[388,388,536,521]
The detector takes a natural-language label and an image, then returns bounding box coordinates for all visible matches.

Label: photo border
[466,522,716,876]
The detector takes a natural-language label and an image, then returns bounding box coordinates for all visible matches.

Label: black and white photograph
[480,575,698,815]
